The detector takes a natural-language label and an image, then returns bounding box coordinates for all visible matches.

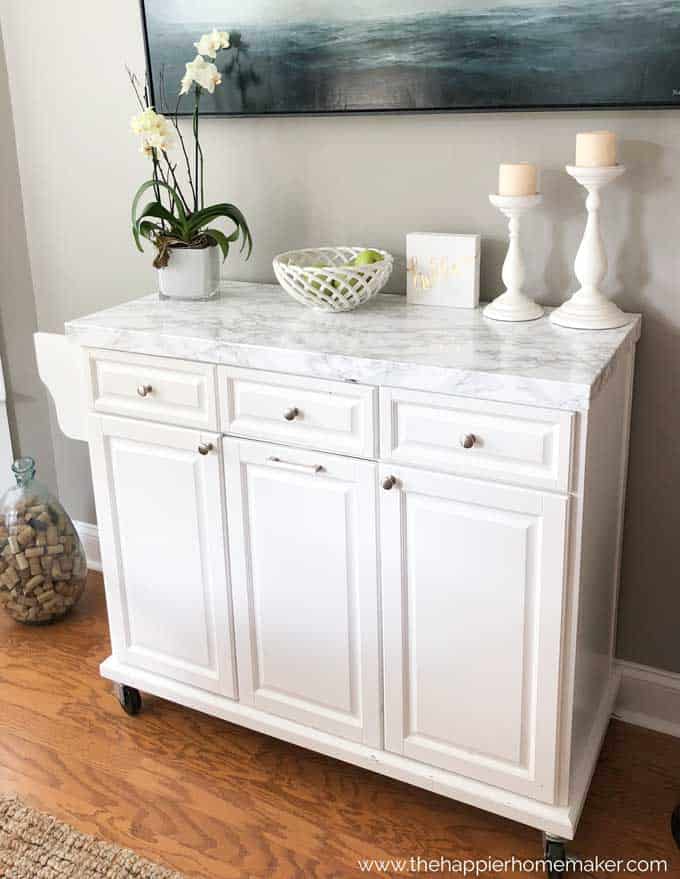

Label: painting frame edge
[137,0,680,119]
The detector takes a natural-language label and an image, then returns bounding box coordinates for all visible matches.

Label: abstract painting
[141,0,680,115]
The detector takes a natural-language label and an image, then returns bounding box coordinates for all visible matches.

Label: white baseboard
[71,521,680,740]
[74,520,101,572]
[613,659,680,739]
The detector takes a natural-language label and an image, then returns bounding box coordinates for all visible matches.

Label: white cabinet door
[89,415,237,698]
[380,464,568,803]
[224,438,381,746]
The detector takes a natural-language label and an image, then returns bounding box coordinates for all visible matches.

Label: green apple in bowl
[350,249,383,267]
[301,261,333,293]
[335,249,384,289]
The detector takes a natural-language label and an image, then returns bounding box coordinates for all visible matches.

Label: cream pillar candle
[575,131,617,167]
[498,163,537,196]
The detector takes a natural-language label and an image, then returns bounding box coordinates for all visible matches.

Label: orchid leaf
[185,202,252,257]
[131,179,188,250]
[131,183,252,262]
[186,202,245,232]
[202,227,232,261]
[137,201,181,230]
[138,220,166,241]
[133,202,187,249]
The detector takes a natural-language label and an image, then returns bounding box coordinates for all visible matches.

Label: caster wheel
[117,685,142,716]
[672,803,680,849]
[544,838,567,878]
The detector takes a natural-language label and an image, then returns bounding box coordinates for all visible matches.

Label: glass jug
[0,457,87,624]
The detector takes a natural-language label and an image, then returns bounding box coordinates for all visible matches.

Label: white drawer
[219,367,376,458]
[380,387,573,491]
[86,350,218,430]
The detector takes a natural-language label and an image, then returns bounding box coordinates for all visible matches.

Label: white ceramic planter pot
[157,246,220,301]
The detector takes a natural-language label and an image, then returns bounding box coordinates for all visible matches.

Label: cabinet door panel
[380,465,568,803]
[89,415,236,698]
[225,439,380,746]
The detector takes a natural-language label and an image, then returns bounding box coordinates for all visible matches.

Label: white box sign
[406,233,480,309]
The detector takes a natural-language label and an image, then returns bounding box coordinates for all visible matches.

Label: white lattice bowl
[273,247,393,312]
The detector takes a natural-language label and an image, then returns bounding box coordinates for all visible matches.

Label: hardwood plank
[0,572,679,878]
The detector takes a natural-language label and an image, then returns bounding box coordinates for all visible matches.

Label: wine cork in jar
[498,163,537,196]
[575,131,617,167]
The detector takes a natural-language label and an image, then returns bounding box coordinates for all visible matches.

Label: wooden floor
[1,572,679,878]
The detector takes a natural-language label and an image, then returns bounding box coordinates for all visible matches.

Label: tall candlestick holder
[551,165,633,330]
[484,194,544,323]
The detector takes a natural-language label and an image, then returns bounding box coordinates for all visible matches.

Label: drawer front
[87,350,218,430]
[380,387,573,491]
[219,367,376,458]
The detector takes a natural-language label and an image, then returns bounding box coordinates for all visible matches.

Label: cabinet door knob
[460,433,476,449]
[283,407,300,421]
[198,442,214,456]
[137,384,153,398]
[382,475,397,491]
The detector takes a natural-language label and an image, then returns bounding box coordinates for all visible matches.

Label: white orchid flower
[180,55,222,95]
[145,129,172,151]
[194,28,230,59]
[131,108,173,155]
[131,107,162,134]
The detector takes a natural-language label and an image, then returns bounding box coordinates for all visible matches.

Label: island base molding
[100,656,602,839]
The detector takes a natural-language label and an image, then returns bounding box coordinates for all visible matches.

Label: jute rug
[0,796,185,878]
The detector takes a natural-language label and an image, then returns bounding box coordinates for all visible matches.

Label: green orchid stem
[150,154,166,230]
[198,138,205,210]
[192,87,201,212]
[160,152,191,215]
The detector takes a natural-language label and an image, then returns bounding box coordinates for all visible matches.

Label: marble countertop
[66,282,641,411]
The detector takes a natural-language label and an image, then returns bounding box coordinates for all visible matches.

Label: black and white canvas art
[141,0,680,115]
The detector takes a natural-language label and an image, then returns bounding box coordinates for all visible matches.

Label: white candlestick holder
[484,193,544,323]
[550,165,633,330]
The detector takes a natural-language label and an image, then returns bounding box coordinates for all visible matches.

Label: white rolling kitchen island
[35,282,641,855]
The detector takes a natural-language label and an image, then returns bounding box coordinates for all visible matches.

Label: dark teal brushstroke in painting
[142,0,680,114]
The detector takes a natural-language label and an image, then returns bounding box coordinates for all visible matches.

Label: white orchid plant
[130,29,252,269]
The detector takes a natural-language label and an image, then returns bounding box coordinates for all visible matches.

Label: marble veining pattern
[65,282,641,411]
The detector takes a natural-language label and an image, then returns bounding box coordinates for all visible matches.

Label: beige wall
[0,24,56,493]
[1,0,678,670]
